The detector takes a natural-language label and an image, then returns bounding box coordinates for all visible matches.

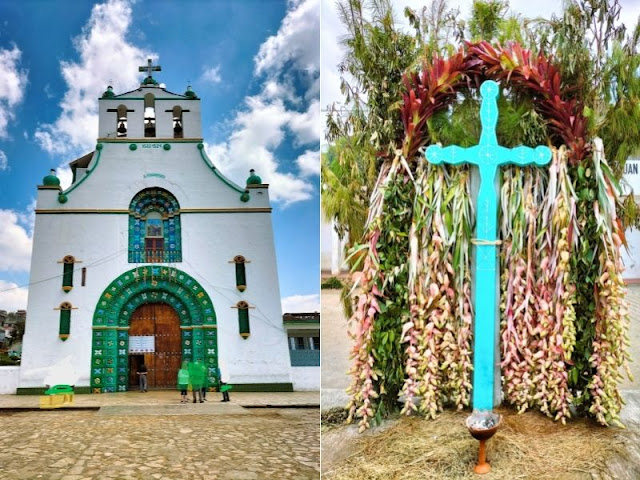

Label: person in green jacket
[177,361,189,403]
[189,360,205,403]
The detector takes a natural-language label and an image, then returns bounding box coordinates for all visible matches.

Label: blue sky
[0,0,320,313]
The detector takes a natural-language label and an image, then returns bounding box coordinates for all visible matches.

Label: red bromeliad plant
[468,42,590,165]
[401,51,471,161]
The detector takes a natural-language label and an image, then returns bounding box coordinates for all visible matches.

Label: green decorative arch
[90,266,218,393]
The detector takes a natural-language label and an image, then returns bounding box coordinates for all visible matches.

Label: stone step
[96,402,251,416]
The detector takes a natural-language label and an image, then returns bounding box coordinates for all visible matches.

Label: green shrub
[321,276,343,289]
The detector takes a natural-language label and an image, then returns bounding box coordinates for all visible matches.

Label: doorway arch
[90,266,218,393]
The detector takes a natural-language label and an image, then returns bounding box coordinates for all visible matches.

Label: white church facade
[17,62,301,394]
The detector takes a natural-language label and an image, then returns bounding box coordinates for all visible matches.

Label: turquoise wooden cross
[424,80,551,410]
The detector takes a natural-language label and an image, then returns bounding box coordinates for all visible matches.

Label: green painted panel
[59,309,71,339]
[238,308,250,338]
[62,263,73,290]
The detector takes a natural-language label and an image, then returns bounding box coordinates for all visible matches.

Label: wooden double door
[128,303,182,389]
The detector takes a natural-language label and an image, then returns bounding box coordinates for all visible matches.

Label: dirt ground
[321,405,640,480]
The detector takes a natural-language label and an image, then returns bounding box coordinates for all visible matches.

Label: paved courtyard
[0,391,319,480]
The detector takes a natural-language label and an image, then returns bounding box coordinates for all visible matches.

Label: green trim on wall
[16,384,293,394]
[35,208,272,214]
[98,138,202,143]
[90,266,218,393]
[196,143,247,196]
[99,97,198,101]
[228,383,294,392]
[17,386,93,395]
[60,145,102,198]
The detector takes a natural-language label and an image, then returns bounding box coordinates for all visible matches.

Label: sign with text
[128,335,155,353]
[622,159,640,196]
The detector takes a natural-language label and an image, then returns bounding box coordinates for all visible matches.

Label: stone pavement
[320,289,350,410]
[0,391,319,479]
[621,283,640,389]
[0,408,319,480]
[0,390,319,410]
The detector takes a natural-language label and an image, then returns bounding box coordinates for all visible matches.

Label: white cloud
[0,209,32,272]
[0,44,28,139]
[201,65,222,84]
[0,280,28,311]
[205,0,320,206]
[34,0,154,156]
[55,164,74,191]
[0,150,7,171]
[255,0,319,77]
[281,293,320,313]
[205,94,316,206]
[15,199,36,236]
[296,149,320,177]
[289,99,320,145]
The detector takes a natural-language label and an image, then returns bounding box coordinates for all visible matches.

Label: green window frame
[233,255,247,292]
[237,301,250,339]
[59,302,72,341]
[62,255,75,292]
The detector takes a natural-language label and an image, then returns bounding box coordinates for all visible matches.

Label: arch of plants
[346,41,631,432]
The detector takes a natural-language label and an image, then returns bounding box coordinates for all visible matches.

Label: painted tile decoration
[90,267,218,393]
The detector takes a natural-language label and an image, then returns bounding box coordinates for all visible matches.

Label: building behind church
[9,62,317,394]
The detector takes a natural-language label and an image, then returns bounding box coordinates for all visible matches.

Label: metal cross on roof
[138,58,161,77]
[424,80,552,411]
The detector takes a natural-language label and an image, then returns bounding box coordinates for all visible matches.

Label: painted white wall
[622,158,640,281]
[622,229,640,280]
[20,86,292,390]
[290,366,320,391]
[321,217,348,274]
[0,367,20,394]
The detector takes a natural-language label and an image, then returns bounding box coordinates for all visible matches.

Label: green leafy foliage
[321,138,377,245]
[568,165,598,411]
[469,0,508,42]
[371,169,414,414]
[321,277,344,289]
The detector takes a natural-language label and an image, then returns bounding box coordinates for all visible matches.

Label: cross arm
[502,145,552,167]
[425,144,479,167]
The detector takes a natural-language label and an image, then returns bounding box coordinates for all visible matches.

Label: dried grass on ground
[322,407,630,480]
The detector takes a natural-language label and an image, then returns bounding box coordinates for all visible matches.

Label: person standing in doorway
[136,363,148,392]
[189,360,204,403]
